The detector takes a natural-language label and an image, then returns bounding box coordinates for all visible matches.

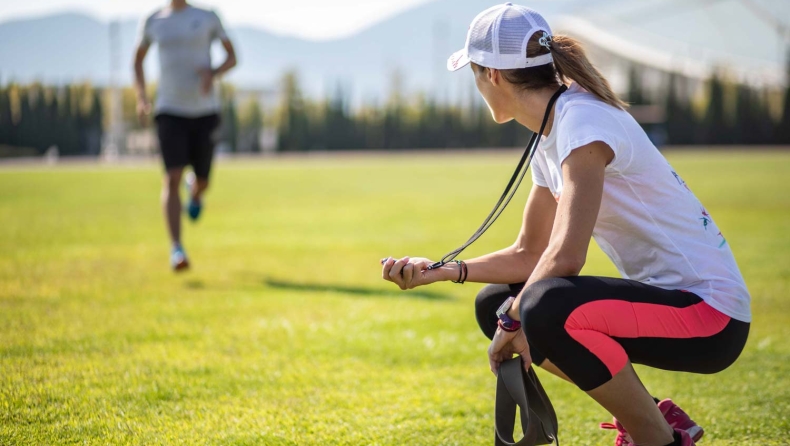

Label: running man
[133,0,237,271]
[381,4,749,446]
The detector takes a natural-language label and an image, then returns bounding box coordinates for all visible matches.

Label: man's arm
[506,141,614,320]
[133,42,151,125]
[214,38,237,77]
[200,38,237,96]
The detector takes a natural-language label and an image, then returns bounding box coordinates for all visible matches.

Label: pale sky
[0,0,435,40]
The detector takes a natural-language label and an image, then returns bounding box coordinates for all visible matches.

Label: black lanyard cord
[428,84,567,271]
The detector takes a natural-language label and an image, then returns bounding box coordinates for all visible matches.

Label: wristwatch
[496,296,521,332]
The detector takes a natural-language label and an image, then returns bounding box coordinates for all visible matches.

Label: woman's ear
[488,68,501,86]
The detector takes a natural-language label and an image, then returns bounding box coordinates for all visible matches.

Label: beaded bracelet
[451,260,468,284]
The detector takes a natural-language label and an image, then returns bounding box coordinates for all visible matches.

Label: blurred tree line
[0,83,102,157]
[272,71,530,152]
[240,67,790,151]
[655,69,790,145]
[1,65,790,157]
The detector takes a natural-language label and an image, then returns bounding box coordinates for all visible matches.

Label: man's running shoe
[171,245,189,272]
[184,172,202,221]
[187,198,202,221]
[185,171,196,193]
[600,399,703,446]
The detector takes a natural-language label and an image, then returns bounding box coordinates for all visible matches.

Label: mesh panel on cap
[498,8,532,55]
[468,8,500,53]
[525,8,551,32]
[523,7,553,55]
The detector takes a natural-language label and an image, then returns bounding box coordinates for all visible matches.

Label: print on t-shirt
[671,170,691,192]
[673,169,727,249]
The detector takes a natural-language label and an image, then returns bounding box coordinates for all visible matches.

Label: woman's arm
[506,141,613,320]
[463,183,557,284]
[382,182,556,289]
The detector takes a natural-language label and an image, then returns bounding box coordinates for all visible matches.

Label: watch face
[497,296,515,319]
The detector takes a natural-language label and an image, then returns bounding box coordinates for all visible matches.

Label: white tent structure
[546,0,789,92]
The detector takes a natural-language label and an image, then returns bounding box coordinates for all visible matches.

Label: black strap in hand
[495,357,559,446]
[428,85,567,270]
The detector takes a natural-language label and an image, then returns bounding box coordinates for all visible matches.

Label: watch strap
[498,319,522,332]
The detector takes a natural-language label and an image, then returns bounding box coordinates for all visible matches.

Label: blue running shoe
[171,245,190,272]
[184,171,202,221]
[187,198,202,221]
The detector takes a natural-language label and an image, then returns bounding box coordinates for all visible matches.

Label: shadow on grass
[184,279,206,289]
[263,278,453,301]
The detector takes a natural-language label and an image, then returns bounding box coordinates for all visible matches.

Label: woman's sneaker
[674,428,697,445]
[171,245,189,272]
[659,399,704,442]
[600,399,703,446]
[599,419,632,446]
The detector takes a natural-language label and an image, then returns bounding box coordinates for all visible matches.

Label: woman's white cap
[447,2,554,72]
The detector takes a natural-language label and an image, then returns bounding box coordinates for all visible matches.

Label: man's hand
[488,326,532,375]
[136,98,152,127]
[133,42,150,125]
[198,68,215,96]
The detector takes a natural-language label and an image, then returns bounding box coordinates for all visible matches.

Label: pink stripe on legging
[563,300,731,377]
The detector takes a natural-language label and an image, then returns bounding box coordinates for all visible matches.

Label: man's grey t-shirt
[138,6,227,117]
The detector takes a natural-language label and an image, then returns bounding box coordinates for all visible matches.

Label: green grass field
[1,150,789,445]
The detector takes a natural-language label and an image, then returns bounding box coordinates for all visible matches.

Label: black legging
[475,277,749,391]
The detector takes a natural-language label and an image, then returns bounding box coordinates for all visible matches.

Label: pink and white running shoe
[659,399,704,442]
[674,428,697,446]
[600,399,703,446]
[599,418,632,446]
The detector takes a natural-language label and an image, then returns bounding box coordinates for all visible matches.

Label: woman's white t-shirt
[531,83,751,322]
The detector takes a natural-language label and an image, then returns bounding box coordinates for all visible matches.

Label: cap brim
[447,49,471,72]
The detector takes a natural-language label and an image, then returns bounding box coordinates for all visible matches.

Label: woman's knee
[520,277,573,339]
[475,284,507,313]
[475,284,515,340]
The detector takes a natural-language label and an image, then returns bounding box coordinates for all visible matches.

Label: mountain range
[0,0,787,100]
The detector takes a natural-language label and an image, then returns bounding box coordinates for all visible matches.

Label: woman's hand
[380,256,450,290]
[488,327,532,375]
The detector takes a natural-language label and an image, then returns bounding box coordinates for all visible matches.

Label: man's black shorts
[155,113,220,178]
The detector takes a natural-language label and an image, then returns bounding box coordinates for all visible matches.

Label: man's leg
[185,114,219,221]
[192,177,209,201]
[156,114,191,270]
[163,167,184,245]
